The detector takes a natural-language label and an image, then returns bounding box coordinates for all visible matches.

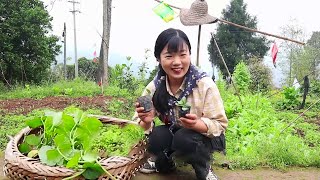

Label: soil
[1,96,320,179]
[0,95,118,115]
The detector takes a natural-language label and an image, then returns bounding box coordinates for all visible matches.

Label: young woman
[134,28,228,180]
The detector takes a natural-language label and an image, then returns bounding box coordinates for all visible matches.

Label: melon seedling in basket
[17,108,116,180]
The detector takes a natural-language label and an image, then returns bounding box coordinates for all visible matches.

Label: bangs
[166,36,187,54]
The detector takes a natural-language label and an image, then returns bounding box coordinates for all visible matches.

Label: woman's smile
[172,67,183,74]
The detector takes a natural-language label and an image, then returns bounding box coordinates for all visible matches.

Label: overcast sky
[42,0,320,79]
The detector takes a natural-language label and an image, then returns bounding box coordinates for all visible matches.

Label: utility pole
[62,23,67,80]
[62,22,67,79]
[68,0,80,78]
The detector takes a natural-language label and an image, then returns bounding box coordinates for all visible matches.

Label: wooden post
[196,25,201,66]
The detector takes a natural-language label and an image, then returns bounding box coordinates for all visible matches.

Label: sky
[42,0,320,84]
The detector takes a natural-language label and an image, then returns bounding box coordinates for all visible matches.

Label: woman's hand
[135,102,155,124]
[180,114,198,129]
[180,114,208,133]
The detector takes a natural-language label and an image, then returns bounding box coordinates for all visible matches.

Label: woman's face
[159,43,191,84]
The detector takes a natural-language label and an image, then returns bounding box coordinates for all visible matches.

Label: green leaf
[75,117,102,150]
[55,114,75,136]
[82,151,98,162]
[47,149,63,166]
[44,116,53,132]
[25,134,41,146]
[27,149,39,158]
[66,151,81,168]
[62,113,76,131]
[38,146,54,166]
[182,106,190,111]
[58,144,73,159]
[26,117,43,128]
[54,134,72,148]
[82,162,105,180]
[79,117,103,137]
[18,143,31,153]
[83,162,105,173]
[73,109,84,124]
[54,134,73,157]
[45,111,63,127]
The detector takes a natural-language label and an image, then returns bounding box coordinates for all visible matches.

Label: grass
[0,78,102,100]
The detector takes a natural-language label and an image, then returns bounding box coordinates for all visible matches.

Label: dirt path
[1,153,319,180]
[132,166,320,180]
[1,162,320,180]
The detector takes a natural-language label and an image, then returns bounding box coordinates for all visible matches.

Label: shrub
[233,61,252,94]
[247,57,273,92]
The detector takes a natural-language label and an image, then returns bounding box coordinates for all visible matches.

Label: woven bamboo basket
[3,115,148,180]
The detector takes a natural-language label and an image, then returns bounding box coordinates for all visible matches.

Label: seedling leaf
[26,117,43,128]
[25,134,41,146]
[18,143,31,153]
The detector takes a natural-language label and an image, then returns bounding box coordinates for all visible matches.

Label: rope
[210,33,244,107]
[153,0,305,45]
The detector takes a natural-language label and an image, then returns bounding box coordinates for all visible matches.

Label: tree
[279,19,305,85]
[0,0,60,85]
[208,0,269,78]
[99,0,112,86]
[306,31,320,80]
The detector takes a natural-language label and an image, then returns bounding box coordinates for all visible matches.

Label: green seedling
[176,97,191,117]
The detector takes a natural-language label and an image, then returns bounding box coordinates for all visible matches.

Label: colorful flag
[93,50,97,57]
[271,42,278,68]
[153,2,176,23]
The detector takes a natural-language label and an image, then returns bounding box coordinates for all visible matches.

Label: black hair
[152,28,191,116]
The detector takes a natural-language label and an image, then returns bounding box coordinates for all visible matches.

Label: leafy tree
[208,0,269,78]
[293,46,319,82]
[306,31,320,80]
[282,31,319,84]
[0,0,60,85]
[247,56,273,92]
[63,57,99,81]
[279,19,305,85]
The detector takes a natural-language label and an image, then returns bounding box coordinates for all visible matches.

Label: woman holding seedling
[134,28,228,180]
